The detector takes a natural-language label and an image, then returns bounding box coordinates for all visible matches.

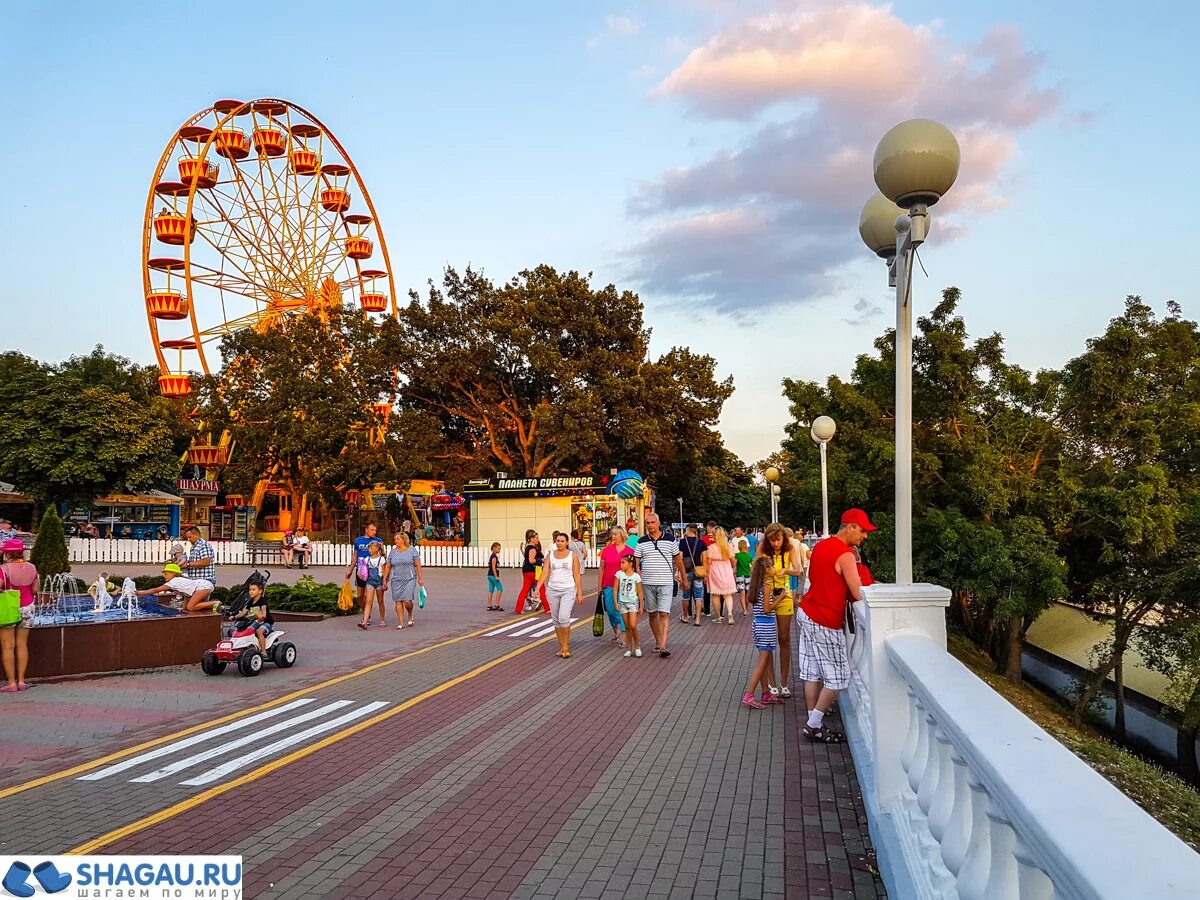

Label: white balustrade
[66,538,596,569]
[841,582,1200,899]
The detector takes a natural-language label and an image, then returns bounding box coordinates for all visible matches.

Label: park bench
[246,540,286,567]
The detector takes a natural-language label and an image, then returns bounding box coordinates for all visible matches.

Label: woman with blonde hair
[702,526,737,624]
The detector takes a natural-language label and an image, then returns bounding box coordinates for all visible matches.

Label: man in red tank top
[797,508,875,742]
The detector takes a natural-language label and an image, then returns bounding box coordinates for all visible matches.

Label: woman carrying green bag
[1,538,38,693]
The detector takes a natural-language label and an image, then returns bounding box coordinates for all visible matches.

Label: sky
[2,0,1197,467]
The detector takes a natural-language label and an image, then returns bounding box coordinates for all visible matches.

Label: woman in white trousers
[538,532,583,659]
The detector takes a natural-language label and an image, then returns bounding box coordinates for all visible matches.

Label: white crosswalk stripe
[483,616,577,639]
[77,698,387,787]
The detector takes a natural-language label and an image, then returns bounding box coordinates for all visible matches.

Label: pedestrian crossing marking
[76,698,387,788]
[483,616,577,639]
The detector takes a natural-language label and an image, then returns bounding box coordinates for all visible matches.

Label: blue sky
[2,1,1197,466]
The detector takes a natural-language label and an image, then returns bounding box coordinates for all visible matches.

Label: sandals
[780,686,793,698]
[803,725,846,743]
[356,621,369,630]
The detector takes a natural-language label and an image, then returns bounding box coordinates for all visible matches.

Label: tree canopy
[195,288,436,515]
[393,265,735,497]
[0,348,189,508]
[772,288,1070,677]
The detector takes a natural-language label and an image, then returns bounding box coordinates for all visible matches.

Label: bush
[30,507,70,577]
[271,576,352,616]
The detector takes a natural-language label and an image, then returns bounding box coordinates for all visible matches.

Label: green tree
[655,446,767,528]
[195,291,437,521]
[0,352,188,509]
[393,265,734,491]
[30,506,69,577]
[775,287,1069,678]
[1057,298,1200,732]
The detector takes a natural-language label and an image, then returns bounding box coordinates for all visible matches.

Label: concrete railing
[842,583,1200,899]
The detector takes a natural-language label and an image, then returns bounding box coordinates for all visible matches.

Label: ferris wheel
[142,98,397,398]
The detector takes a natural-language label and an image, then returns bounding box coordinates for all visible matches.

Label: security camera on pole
[810,416,836,537]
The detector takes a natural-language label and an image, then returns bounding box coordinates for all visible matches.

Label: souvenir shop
[463,472,649,556]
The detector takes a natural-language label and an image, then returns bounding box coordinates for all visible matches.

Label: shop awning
[94,490,184,506]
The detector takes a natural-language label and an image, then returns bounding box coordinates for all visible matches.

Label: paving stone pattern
[0,598,885,898]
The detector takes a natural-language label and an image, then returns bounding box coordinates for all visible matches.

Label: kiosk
[65,491,183,539]
[464,473,650,556]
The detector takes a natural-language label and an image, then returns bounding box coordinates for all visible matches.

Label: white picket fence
[67,538,600,569]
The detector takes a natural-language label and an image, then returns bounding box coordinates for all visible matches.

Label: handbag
[0,568,20,627]
[418,585,427,608]
[356,558,369,582]
[337,578,355,611]
[592,592,605,636]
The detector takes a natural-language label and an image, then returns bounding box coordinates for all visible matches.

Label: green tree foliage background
[0,347,190,509]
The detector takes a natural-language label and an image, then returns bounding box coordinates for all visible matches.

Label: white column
[862,582,951,808]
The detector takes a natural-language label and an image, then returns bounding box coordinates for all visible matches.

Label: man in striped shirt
[635,513,686,658]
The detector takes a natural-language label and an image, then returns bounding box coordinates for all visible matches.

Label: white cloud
[624,2,1063,314]
[587,14,643,48]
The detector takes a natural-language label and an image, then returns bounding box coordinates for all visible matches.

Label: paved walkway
[0,581,884,899]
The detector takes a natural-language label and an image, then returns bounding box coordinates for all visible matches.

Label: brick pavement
[0,603,885,899]
[0,568,525,784]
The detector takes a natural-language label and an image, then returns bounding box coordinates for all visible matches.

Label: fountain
[27,571,220,679]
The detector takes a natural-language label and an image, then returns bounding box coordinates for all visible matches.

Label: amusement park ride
[142,98,398,538]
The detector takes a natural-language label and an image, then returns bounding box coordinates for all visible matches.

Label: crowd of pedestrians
[468,506,873,745]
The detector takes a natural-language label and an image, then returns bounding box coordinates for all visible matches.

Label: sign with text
[463,475,611,494]
[176,479,221,494]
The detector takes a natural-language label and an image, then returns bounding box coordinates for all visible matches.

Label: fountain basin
[27,610,221,679]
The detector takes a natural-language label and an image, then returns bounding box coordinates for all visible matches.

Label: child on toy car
[231,581,273,653]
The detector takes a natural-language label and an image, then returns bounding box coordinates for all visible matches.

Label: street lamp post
[678,497,684,531]
[764,466,780,523]
[860,119,960,585]
[810,416,836,537]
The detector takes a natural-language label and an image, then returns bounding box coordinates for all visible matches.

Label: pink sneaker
[742,691,765,709]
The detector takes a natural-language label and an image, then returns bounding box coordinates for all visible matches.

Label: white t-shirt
[615,571,642,606]
[294,535,310,548]
[166,576,214,596]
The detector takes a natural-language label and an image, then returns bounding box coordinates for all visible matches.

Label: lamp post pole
[810,416,836,538]
[678,497,683,531]
[764,467,780,524]
[859,119,960,586]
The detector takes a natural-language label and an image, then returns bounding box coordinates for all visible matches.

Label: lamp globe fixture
[859,193,902,258]
[873,119,960,208]
[810,415,837,443]
[771,484,781,497]
[765,466,780,483]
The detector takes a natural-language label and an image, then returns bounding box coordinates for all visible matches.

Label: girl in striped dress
[742,540,784,709]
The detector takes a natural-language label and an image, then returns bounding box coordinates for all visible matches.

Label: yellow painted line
[69,617,592,854]
[0,609,551,803]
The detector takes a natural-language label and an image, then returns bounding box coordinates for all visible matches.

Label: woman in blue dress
[385,532,423,629]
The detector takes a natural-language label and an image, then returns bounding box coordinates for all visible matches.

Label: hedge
[80,574,354,616]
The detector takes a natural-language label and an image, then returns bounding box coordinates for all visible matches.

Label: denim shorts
[487,575,504,592]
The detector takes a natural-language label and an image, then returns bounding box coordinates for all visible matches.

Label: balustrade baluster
[938,751,973,877]
[900,688,920,776]
[908,702,931,795]
[1013,839,1054,900]
[956,775,993,900]
[915,713,942,816]
[927,732,955,842]
[981,805,1020,900]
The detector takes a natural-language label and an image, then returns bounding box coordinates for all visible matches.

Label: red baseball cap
[841,508,877,531]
